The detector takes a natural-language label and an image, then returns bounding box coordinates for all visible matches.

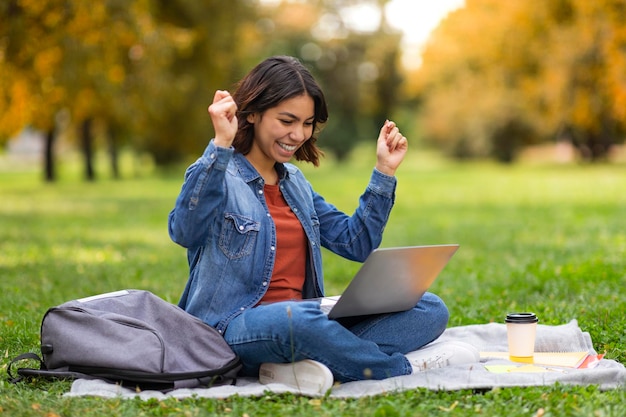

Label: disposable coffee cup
[505,312,538,362]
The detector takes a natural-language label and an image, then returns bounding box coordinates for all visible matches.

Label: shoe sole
[259,360,334,394]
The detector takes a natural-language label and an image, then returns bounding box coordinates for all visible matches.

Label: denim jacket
[168,140,397,333]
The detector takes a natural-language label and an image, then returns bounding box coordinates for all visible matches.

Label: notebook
[480,351,590,368]
[319,244,459,319]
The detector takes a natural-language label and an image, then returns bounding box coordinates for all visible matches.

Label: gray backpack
[8,290,241,391]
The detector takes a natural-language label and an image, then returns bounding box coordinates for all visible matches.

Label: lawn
[1,150,625,416]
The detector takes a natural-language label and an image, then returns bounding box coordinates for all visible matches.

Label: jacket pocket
[218,213,260,260]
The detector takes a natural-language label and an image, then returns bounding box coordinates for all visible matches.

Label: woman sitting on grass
[168,55,478,393]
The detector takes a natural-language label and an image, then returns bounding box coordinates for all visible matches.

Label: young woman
[168,56,478,393]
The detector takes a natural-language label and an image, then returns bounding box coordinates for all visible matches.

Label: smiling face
[246,94,315,170]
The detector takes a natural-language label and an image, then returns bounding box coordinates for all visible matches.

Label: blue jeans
[223,292,449,382]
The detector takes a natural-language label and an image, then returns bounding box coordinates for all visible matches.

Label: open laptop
[320,244,459,320]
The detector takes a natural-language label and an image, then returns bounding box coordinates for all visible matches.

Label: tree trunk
[43,129,56,182]
[108,125,120,180]
[81,118,96,181]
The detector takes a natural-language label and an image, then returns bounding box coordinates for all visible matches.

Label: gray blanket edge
[65,320,626,399]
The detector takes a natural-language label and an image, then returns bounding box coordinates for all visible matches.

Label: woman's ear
[247,113,258,124]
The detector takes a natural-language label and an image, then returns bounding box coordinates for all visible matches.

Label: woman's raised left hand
[375,120,408,176]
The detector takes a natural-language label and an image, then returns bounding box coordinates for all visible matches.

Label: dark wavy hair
[231,56,328,166]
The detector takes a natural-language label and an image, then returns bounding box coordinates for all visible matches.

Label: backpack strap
[7,352,45,383]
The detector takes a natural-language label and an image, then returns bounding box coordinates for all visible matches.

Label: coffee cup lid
[505,312,538,323]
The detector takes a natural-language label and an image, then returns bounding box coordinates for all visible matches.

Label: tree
[1,0,405,176]
[0,0,70,180]
[413,0,626,162]
[254,0,403,161]
[134,0,258,165]
[0,0,153,180]
[538,0,626,160]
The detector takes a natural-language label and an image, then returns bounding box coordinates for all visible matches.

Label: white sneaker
[259,359,334,394]
[406,340,480,372]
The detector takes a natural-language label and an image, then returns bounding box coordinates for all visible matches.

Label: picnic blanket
[65,320,625,399]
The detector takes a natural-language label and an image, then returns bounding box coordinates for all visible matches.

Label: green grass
[1,151,625,416]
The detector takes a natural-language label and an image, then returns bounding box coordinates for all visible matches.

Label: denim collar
[230,152,289,184]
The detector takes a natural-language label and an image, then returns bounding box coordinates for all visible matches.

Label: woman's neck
[245,155,279,185]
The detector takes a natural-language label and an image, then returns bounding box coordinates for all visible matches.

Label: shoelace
[413,354,450,371]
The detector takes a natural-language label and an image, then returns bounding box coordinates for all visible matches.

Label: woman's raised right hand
[208,90,238,148]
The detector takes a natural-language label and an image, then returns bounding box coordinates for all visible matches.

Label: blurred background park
[1,0,625,181]
[1,4,625,413]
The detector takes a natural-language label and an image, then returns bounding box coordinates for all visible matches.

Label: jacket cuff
[370,168,397,197]
[201,139,234,171]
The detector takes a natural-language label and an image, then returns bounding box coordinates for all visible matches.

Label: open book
[480,351,590,368]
